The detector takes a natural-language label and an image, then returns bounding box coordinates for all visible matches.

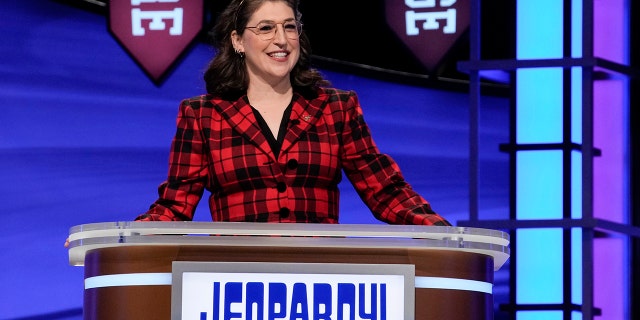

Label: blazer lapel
[280,92,328,154]
[215,96,275,161]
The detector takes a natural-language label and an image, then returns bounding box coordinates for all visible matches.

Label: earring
[234,48,245,58]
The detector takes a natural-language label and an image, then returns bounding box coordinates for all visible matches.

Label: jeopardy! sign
[109,0,203,85]
[171,262,415,320]
[385,0,470,71]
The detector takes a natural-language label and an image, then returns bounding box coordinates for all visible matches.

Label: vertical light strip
[570,228,583,316]
[516,0,564,319]
[571,151,583,308]
[570,0,584,311]
[570,0,583,144]
[571,67,583,144]
[571,0,583,59]
[592,1,629,318]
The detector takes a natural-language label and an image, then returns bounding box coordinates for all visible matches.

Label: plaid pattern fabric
[136,87,450,226]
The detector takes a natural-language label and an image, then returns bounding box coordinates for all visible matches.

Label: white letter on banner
[405,0,457,9]
[440,0,457,6]
[131,8,184,36]
[405,9,457,35]
[131,0,179,5]
[405,0,436,8]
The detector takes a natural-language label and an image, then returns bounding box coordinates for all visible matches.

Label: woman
[135,0,451,226]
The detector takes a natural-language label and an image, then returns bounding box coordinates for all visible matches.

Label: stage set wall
[457,1,637,320]
[0,1,635,320]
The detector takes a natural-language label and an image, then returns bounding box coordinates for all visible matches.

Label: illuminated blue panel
[516,69,564,143]
[571,228,583,305]
[517,311,563,320]
[517,0,563,59]
[571,68,583,144]
[571,0,583,58]
[570,0,583,313]
[570,0,583,144]
[516,229,563,304]
[571,151,582,219]
[571,141,583,308]
[516,151,563,219]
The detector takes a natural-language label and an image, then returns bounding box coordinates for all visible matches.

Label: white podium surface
[68,221,509,269]
[68,221,510,320]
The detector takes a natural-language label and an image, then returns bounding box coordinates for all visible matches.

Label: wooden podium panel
[69,222,509,320]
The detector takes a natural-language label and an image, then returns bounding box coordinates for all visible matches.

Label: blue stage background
[0,1,509,318]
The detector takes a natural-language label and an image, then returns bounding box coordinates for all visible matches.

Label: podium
[67,222,509,320]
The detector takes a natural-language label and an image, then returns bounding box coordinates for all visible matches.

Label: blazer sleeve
[338,90,451,226]
[135,98,209,221]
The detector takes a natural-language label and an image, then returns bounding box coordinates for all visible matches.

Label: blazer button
[279,207,290,217]
[287,159,298,170]
[276,182,287,193]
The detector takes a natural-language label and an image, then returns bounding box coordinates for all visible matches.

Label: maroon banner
[109,0,203,84]
[385,0,469,72]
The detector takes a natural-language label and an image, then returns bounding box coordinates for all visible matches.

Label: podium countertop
[67,221,510,270]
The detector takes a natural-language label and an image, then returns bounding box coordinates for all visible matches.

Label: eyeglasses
[245,20,303,40]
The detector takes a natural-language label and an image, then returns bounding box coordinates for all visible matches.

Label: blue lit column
[457,0,638,319]
[515,1,576,319]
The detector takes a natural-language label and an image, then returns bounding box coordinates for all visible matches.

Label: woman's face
[232,1,300,87]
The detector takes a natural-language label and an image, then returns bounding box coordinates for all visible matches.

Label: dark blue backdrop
[0,1,509,318]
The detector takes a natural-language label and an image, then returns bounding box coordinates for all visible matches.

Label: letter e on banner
[109,0,203,85]
[385,0,469,73]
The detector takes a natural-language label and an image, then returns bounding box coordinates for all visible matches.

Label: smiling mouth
[269,52,288,58]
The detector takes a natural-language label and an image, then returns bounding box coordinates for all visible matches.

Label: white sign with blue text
[171,261,415,320]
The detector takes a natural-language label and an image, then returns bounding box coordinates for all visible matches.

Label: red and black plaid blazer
[136,87,450,226]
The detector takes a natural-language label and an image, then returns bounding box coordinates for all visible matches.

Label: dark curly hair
[203,0,330,99]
